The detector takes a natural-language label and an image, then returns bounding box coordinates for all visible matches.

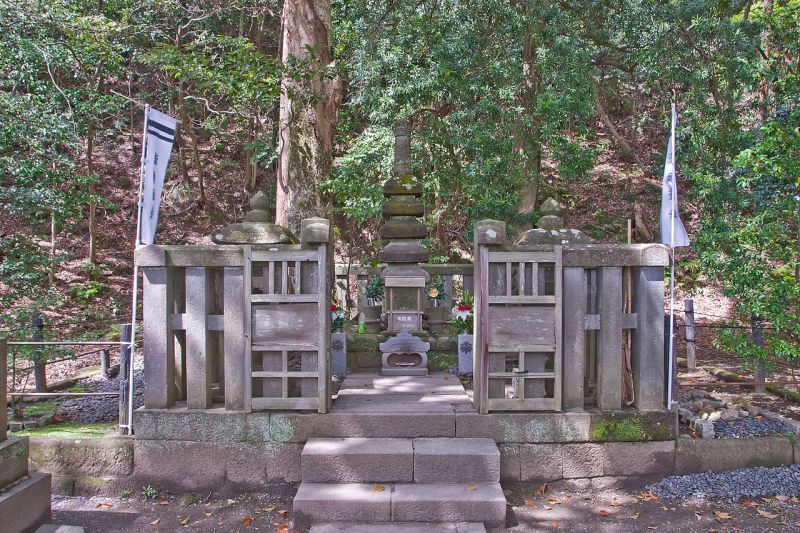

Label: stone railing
[473,219,669,414]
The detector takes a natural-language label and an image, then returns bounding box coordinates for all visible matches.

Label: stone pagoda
[378,119,431,375]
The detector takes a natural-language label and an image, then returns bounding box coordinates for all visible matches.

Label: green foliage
[140,485,159,500]
[364,274,384,302]
[427,351,457,372]
[69,280,106,304]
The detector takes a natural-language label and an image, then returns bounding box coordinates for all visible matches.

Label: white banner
[139,108,177,245]
[660,103,690,248]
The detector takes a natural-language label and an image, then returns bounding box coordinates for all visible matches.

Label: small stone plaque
[391,312,420,332]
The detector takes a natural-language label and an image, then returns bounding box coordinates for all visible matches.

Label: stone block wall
[24,409,800,496]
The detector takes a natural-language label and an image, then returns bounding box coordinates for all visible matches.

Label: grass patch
[591,416,648,442]
[68,385,86,393]
[13,422,116,438]
[23,400,59,417]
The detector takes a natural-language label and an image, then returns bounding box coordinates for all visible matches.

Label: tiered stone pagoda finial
[379,120,430,261]
[378,120,431,375]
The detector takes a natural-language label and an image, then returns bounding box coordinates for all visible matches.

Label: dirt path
[51,484,800,532]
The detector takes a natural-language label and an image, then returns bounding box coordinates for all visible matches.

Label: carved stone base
[379,331,430,376]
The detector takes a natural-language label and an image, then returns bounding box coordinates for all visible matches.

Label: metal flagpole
[666,103,677,410]
[123,105,150,434]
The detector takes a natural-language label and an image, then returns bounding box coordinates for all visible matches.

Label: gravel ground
[715,416,793,438]
[51,482,800,532]
[58,365,144,423]
[648,465,800,501]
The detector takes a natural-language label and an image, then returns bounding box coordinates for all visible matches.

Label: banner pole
[123,105,150,435]
[666,103,677,410]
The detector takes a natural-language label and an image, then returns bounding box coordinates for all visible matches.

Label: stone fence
[473,219,670,414]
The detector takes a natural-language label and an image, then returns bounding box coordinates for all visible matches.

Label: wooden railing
[473,220,669,414]
[136,218,331,413]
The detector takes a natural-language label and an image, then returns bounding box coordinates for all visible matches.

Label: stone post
[473,219,506,414]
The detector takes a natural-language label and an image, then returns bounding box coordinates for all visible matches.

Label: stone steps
[293,483,505,527]
[294,437,505,530]
[310,522,486,532]
[301,438,499,483]
[0,437,51,532]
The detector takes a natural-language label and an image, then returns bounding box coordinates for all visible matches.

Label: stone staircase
[0,436,51,532]
[293,437,506,531]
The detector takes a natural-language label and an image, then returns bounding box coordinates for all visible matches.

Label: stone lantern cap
[213,191,298,244]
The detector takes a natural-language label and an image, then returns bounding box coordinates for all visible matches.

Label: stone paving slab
[333,394,473,406]
[339,375,466,395]
[293,483,392,526]
[392,483,506,527]
[302,438,413,482]
[413,438,500,483]
[310,522,486,532]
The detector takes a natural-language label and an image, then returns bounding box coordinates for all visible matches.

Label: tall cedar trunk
[513,9,542,231]
[87,123,97,264]
[275,0,342,234]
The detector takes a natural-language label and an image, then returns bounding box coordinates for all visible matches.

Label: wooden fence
[473,220,670,414]
[137,218,331,413]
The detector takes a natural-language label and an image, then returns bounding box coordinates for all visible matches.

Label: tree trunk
[513,7,542,231]
[275,0,343,234]
[178,84,206,208]
[87,123,97,264]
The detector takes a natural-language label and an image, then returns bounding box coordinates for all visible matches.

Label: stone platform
[332,373,474,414]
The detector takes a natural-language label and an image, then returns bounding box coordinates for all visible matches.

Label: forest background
[0,0,797,369]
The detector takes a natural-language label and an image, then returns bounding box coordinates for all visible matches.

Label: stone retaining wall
[23,410,800,496]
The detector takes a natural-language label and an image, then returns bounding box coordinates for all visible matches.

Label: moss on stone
[591,416,648,442]
[14,422,116,438]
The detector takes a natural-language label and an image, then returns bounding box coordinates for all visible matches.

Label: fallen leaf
[465,485,478,491]
[694,511,703,520]
[525,499,534,507]
[630,513,640,520]
[611,498,623,507]
[278,510,289,519]
[374,484,385,492]
[264,505,276,513]
[776,495,789,503]
[544,505,553,510]
[550,522,558,529]
[741,498,755,507]
[599,509,609,516]
[762,497,773,502]
[96,503,113,509]
[661,505,670,511]
[791,497,799,503]
[276,525,290,533]
[538,483,548,495]
[180,517,190,527]
[204,512,213,517]
[647,527,657,530]
[714,511,732,522]
[149,518,160,526]
[640,492,659,502]
[757,510,779,519]
[241,517,254,527]
[158,500,170,506]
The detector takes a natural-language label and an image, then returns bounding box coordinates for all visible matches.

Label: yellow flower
[428,288,439,298]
